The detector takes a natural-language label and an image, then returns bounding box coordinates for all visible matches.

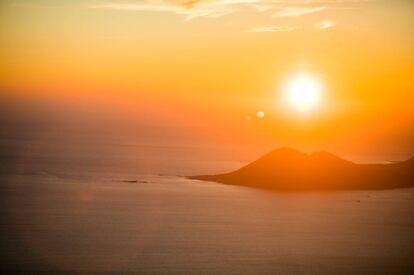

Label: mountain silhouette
[190,148,414,190]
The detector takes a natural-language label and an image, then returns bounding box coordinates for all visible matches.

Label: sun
[283,72,323,113]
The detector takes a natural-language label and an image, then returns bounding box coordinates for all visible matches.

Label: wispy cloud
[89,1,364,21]
[314,20,338,30]
[248,19,339,33]
[271,6,327,18]
[91,1,238,21]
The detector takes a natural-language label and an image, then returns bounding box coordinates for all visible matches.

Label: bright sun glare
[284,72,323,113]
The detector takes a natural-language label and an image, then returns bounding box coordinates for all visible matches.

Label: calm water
[0,173,413,274]
[0,138,414,273]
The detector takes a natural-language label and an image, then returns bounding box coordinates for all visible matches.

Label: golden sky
[1,0,414,162]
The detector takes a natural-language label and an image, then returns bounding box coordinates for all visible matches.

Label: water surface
[1,173,413,274]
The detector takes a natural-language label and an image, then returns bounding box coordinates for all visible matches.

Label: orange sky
[1,0,414,162]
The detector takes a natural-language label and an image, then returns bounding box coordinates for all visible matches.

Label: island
[189,147,414,190]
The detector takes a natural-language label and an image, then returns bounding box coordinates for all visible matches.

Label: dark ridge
[189,148,414,191]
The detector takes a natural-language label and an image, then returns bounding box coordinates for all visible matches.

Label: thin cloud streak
[248,20,338,33]
[89,0,367,21]
[271,6,327,17]
[91,2,239,21]
[314,20,338,29]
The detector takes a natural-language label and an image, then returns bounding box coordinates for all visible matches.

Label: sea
[0,136,413,274]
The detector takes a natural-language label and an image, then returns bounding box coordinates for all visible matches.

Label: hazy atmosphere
[2,0,414,163]
[1,1,414,274]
